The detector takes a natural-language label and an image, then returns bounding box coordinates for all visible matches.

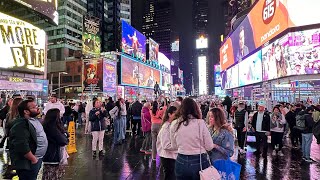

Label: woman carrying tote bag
[170,98,218,180]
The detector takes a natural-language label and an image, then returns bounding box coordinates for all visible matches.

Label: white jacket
[157,122,178,159]
[43,102,65,117]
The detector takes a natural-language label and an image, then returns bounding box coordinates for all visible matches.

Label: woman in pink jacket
[140,102,152,154]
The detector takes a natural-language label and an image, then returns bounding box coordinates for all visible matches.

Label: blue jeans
[175,153,210,180]
[302,133,313,159]
[120,115,127,140]
[16,158,43,180]
[113,118,121,143]
[78,113,83,125]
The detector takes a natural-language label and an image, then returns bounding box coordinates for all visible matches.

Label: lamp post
[58,72,68,99]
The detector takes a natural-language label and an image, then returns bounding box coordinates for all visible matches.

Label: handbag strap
[198,120,213,171]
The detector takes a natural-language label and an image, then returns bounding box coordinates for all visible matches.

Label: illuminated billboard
[149,38,159,62]
[196,37,208,49]
[103,60,117,94]
[14,0,58,25]
[239,50,262,86]
[171,40,179,52]
[121,55,160,89]
[198,56,207,95]
[83,59,103,92]
[221,64,239,90]
[121,21,146,61]
[82,15,101,57]
[0,12,46,74]
[214,65,222,87]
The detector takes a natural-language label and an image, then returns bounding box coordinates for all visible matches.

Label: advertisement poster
[161,72,171,91]
[287,29,320,75]
[103,60,117,94]
[0,12,46,74]
[239,50,262,86]
[121,21,146,61]
[121,56,160,89]
[83,59,103,92]
[149,38,159,62]
[82,15,101,57]
[223,64,238,89]
[214,65,222,87]
[0,76,44,91]
[14,0,58,25]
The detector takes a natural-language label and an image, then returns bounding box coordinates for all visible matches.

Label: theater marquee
[0,12,46,74]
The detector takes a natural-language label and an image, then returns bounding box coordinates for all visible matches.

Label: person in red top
[151,95,167,161]
[140,102,152,154]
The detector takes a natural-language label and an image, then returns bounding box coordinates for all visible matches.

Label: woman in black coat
[43,108,69,180]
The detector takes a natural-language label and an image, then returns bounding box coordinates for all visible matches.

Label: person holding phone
[270,106,286,156]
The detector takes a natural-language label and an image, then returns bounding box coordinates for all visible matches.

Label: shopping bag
[60,146,69,165]
[213,158,241,180]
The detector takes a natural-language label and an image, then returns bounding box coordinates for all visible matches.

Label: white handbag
[60,146,69,165]
[198,121,221,180]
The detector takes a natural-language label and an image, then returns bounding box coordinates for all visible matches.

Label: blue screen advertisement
[239,50,262,86]
[121,21,146,61]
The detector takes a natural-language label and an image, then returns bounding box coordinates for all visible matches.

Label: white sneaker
[278,151,284,157]
[272,150,277,156]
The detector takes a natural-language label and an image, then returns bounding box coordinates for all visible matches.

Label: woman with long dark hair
[274,44,287,77]
[42,108,69,180]
[208,108,234,162]
[151,96,167,161]
[110,100,122,145]
[157,106,178,180]
[170,98,215,180]
[270,106,286,156]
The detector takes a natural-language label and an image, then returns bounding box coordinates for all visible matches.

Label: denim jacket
[209,128,234,162]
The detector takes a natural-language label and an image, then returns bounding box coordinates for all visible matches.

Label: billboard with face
[83,59,103,92]
[121,55,160,89]
[82,15,101,57]
[149,38,159,62]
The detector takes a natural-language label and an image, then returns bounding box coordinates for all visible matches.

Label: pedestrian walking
[270,106,286,156]
[10,99,48,180]
[42,109,69,180]
[110,101,122,145]
[207,108,234,162]
[301,107,316,163]
[89,99,108,157]
[234,102,248,154]
[157,106,178,180]
[170,98,215,180]
[119,98,128,142]
[130,99,143,136]
[43,96,65,117]
[151,96,167,161]
[140,102,152,154]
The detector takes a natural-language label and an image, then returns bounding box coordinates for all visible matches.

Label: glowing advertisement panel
[196,38,208,49]
[14,0,58,25]
[198,56,207,95]
[239,50,263,86]
[214,65,222,87]
[287,0,320,28]
[82,15,101,57]
[83,59,103,92]
[121,21,146,61]
[149,38,159,62]
[0,12,46,74]
[121,55,160,89]
[103,60,117,94]
[222,64,239,90]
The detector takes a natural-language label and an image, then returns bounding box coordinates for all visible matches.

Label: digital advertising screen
[287,0,320,28]
[82,15,101,57]
[198,56,207,95]
[149,38,159,62]
[0,12,46,74]
[239,50,263,86]
[103,60,117,94]
[14,0,59,25]
[83,59,103,92]
[222,64,239,89]
[121,56,160,89]
[121,21,146,61]
[287,28,320,75]
[214,65,222,87]
[161,72,171,91]
[159,52,171,73]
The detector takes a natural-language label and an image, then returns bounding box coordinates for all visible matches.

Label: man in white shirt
[43,95,65,117]
[251,103,271,157]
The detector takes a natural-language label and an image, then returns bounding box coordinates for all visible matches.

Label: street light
[58,72,68,99]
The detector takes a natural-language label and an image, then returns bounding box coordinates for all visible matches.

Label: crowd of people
[0,94,319,180]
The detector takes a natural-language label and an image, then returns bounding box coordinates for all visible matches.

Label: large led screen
[103,60,117,94]
[121,56,160,89]
[14,0,58,25]
[149,38,159,62]
[214,65,222,87]
[83,59,103,92]
[239,50,263,86]
[222,64,239,89]
[0,12,46,74]
[287,29,320,75]
[82,15,101,57]
[122,21,146,61]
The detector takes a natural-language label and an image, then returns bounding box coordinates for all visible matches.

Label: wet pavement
[0,128,320,180]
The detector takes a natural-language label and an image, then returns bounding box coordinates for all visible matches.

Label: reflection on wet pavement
[0,129,319,180]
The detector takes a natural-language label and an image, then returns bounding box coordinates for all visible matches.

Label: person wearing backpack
[301,107,315,163]
[293,105,305,147]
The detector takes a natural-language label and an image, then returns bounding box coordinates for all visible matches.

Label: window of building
[74,75,81,82]
[62,76,72,83]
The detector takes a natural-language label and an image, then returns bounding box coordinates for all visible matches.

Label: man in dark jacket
[105,97,115,132]
[130,99,143,136]
[301,107,315,162]
[9,99,43,180]
[285,104,298,147]
[251,103,270,157]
